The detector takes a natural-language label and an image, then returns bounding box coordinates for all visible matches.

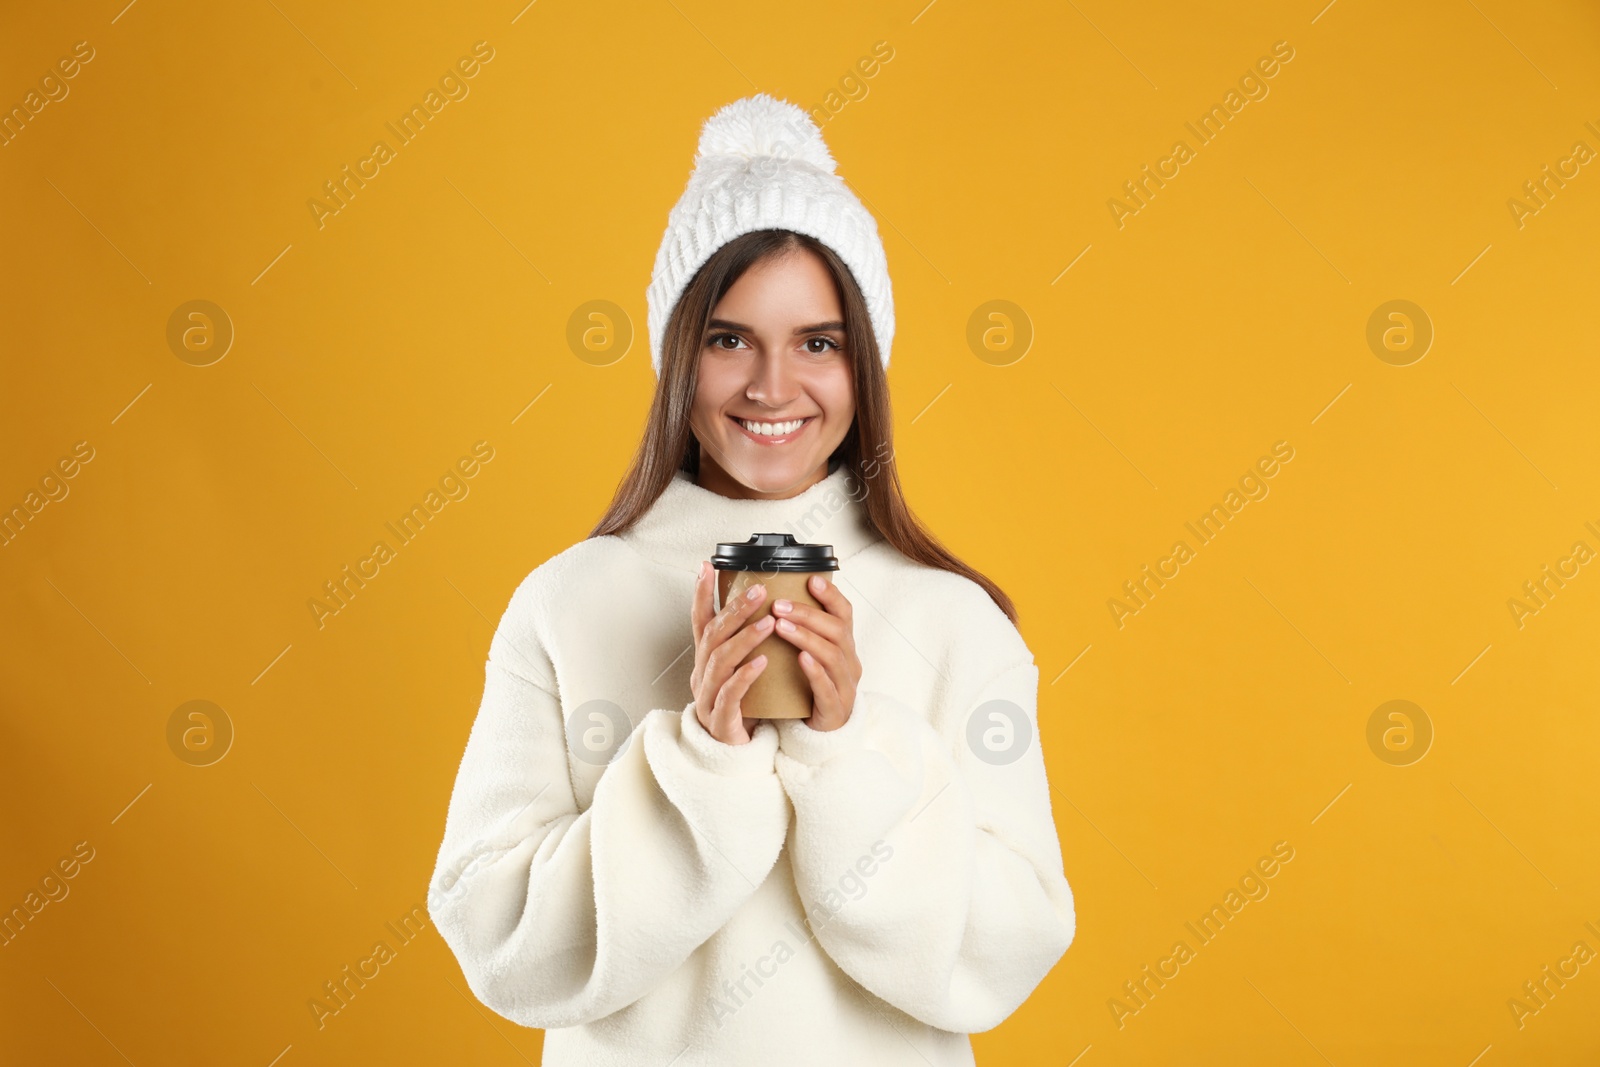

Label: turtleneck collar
[617,464,884,575]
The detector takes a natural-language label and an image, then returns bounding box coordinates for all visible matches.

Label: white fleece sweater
[427,465,1075,1066]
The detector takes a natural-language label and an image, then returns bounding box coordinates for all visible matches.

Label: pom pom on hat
[695,94,837,173]
[645,93,894,377]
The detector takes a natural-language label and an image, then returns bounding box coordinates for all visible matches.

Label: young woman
[428,94,1075,1066]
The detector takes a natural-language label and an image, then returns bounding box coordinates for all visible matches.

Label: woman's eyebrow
[707,318,846,335]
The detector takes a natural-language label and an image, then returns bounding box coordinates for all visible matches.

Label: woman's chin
[721,450,826,495]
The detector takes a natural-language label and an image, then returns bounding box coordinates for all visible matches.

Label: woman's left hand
[771,574,860,732]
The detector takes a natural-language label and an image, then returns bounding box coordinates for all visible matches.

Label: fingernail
[773,599,791,614]
[777,618,795,633]
[746,585,763,601]
[757,615,774,629]
[811,575,824,590]
[700,561,710,580]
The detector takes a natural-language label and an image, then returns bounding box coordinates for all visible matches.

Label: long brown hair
[589,228,1017,624]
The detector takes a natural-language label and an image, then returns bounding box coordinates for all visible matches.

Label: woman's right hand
[689,561,773,745]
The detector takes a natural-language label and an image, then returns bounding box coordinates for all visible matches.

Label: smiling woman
[427,93,1074,1066]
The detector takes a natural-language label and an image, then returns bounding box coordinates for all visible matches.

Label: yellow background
[3,0,1598,1063]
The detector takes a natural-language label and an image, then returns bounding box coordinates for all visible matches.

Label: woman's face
[688,247,856,499]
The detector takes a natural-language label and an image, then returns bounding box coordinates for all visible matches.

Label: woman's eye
[706,333,841,354]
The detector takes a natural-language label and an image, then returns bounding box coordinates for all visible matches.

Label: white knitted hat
[645,93,895,377]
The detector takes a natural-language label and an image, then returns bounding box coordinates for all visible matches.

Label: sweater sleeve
[427,638,793,1029]
[771,620,1075,1033]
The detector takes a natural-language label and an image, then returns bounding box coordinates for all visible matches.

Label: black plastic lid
[712,533,838,572]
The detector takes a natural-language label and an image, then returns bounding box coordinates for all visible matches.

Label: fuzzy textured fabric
[645,93,896,377]
[427,466,1075,1065]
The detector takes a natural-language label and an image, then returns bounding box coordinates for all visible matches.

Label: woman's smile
[728,413,816,445]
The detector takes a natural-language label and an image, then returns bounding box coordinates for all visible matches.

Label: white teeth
[738,417,806,437]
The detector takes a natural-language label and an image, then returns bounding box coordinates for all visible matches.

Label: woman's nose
[745,354,800,405]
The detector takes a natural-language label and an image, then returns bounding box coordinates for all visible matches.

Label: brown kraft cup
[711,533,839,720]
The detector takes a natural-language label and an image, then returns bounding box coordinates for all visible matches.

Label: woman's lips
[728,414,813,445]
